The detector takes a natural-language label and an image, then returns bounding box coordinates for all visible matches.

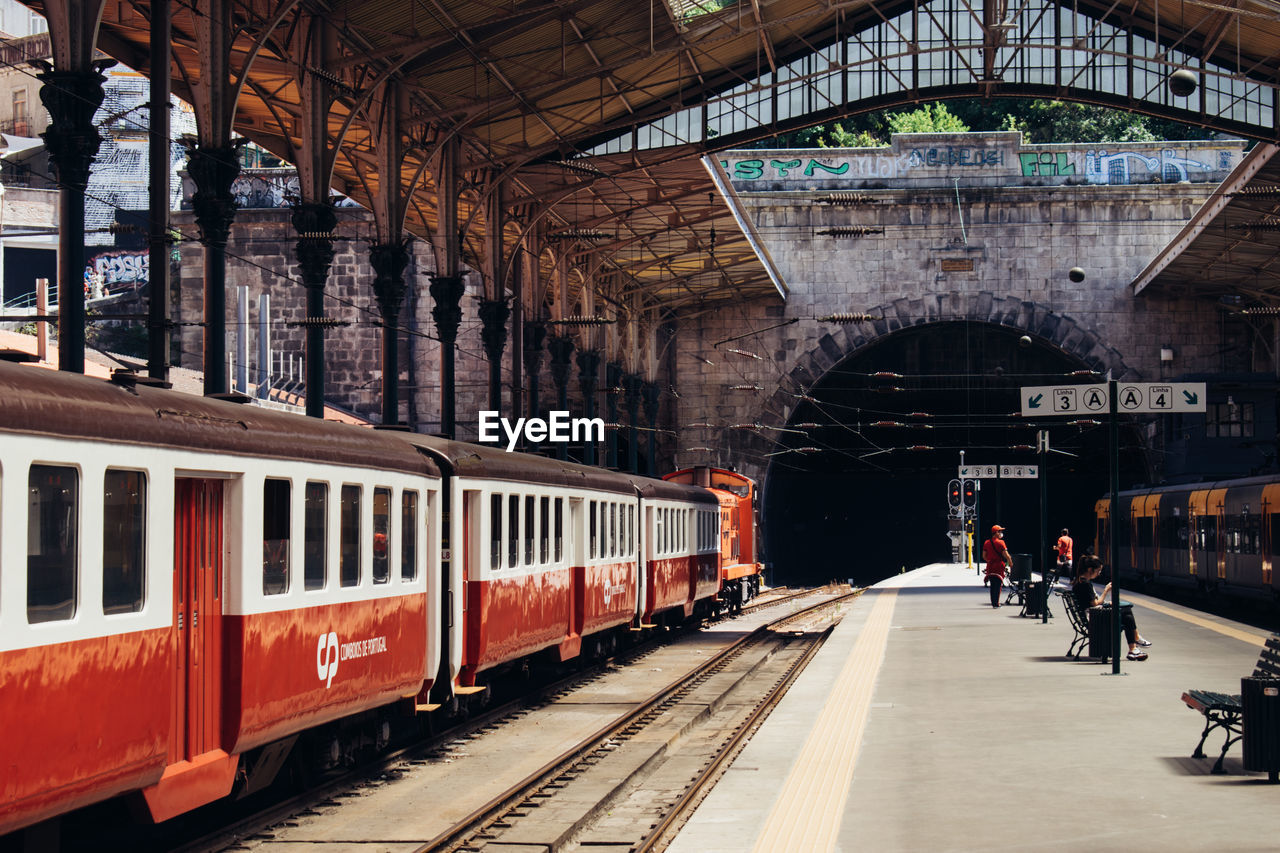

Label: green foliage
[885,103,970,135]
[760,97,1218,148]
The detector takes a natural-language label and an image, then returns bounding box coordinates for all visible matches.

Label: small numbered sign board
[959,465,998,479]
[1000,465,1039,479]
[1020,383,1206,416]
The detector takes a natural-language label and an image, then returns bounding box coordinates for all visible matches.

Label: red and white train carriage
[0,363,443,835]
[0,361,745,840]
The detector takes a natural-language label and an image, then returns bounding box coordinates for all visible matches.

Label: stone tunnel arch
[706,294,1150,586]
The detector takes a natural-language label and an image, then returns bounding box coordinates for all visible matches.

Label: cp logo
[316,632,339,688]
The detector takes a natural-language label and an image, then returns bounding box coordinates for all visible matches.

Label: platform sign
[1000,465,1039,479]
[1020,384,1106,416]
[959,464,997,479]
[1020,383,1205,416]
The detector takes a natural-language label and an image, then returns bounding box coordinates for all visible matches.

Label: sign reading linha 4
[1019,382,1207,416]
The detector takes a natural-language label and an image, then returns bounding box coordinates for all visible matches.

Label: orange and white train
[0,360,762,839]
[664,467,764,611]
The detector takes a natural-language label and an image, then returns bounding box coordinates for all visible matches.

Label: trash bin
[1010,553,1032,583]
[1023,581,1050,618]
[1241,677,1280,783]
[1087,607,1119,659]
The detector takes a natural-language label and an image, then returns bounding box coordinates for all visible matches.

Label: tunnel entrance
[762,321,1150,587]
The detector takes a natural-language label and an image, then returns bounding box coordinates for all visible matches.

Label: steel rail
[419,589,861,853]
[634,621,837,853]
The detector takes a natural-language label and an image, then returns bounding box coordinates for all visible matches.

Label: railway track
[424,590,857,853]
[162,586,854,853]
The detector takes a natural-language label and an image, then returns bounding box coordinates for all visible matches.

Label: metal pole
[1109,379,1123,674]
[1039,430,1049,624]
[959,450,968,570]
[147,0,171,383]
[236,285,248,393]
[257,292,270,399]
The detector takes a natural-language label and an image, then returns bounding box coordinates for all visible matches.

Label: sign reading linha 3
[1019,383,1207,416]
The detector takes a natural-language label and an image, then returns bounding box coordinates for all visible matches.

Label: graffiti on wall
[84,250,148,298]
[906,146,1004,168]
[722,154,913,181]
[721,135,1241,189]
[1019,149,1217,183]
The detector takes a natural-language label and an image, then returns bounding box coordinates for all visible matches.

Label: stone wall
[674,134,1245,483]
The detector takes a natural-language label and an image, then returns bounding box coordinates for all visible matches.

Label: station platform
[668,562,1280,853]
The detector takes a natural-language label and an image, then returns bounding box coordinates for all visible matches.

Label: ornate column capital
[429,274,467,344]
[370,240,411,319]
[548,335,574,390]
[184,139,245,249]
[576,348,601,390]
[36,62,110,190]
[291,201,338,289]
[642,381,661,423]
[479,299,511,361]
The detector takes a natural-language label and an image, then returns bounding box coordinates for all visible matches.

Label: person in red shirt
[1055,528,1074,577]
[982,525,1011,608]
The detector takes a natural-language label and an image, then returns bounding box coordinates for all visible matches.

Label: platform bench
[1181,633,1280,775]
[1058,589,1089,659]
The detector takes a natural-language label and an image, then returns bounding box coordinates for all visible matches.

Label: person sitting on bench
[1072,556,1152,661]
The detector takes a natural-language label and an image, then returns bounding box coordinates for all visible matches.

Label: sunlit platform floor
[668,562,1280,853]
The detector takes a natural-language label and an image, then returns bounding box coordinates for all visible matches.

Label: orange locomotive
[664,466,765,612]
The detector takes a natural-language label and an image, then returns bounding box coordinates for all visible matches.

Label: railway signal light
[948,479,962,507]
[962,479,977,507]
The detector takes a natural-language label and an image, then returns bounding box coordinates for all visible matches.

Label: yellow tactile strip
[1130,595,1268,645]
[751,588,898,853]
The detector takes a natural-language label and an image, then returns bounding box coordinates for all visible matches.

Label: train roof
[1112,473,1280,498]
[0,361,437,476]
[402,432,715,504]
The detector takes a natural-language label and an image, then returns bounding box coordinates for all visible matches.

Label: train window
[589,500,598,559]
[599,502,607,558]
[304,482,327,590]
[401,491,418,581]
[525,495,535,565]
[340,485,361,587]
[1245,515,1261,556]
[555,499,564,562]
[372,487,391,584]
[102,469,146,614]
[28,465,79,623]
[656,508,664,556]
[540,497,550,563]
[508,494,519,568]
[491,494,503,570]
[263,478,291,596]
[610,503,617,558]
[1136,518,1153,549]
[1197,517,1218,552]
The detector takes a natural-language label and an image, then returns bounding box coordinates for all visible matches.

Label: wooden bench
[1058,589,1089,659]
[1182,634,1280,776]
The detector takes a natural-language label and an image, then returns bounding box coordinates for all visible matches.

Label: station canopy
[50,0,1280,312]
[1132,144,1280,310]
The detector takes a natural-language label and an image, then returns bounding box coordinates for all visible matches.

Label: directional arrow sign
[1020,384,1106,417]
[1022,382,1206,415]
[1000,465,1039,479]
[959,465,998,479]
[1117,382,1205,413]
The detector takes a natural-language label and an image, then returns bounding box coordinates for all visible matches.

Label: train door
[1262,483,1280,588]
[171,478,224,761]
[567,496,583,645]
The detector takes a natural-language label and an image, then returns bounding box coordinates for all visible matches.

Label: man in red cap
[982,525,1012,608]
